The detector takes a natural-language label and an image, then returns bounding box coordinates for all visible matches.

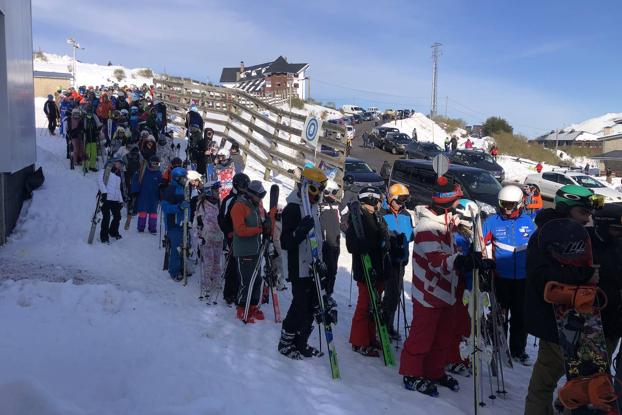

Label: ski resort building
[0,0,36,244]
[219,56,309,100]
[34,70,72,97]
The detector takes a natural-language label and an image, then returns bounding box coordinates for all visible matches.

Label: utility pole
[66,37,84,87]
[445,96,448,118]
[430,42,442,118]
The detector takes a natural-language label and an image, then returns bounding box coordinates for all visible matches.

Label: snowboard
[87,193,102,244]
[348,200,395,367]
[217,165,235,201]
[540,218,618,414]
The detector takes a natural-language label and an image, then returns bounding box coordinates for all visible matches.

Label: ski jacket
[380,163,391,180]
[44,100,59,119]
[382,207,414,266]
[67,117,84,140]
[524,208,595,343]
[411,206,462,308]
[589,228,622,339]
[231,153,245,175]
[193,198,223,244]
[161,183,186,229]
[345,204,390,284]
[98,167,124,203]
[83,113,102,143]
[96,99,113,120]
[185,111,204,132]
[320,201,341,247]
[131,167,162,213]
[218,189,240,239]
[231,194,264,257]
[482,213,535,280]
[281,190,323,281]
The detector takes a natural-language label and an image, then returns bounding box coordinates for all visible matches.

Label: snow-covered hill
[0,102,537,414]
[34,52,154,88]
[563,112,622,137]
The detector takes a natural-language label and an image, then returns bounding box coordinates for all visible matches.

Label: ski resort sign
[303,115,322,149]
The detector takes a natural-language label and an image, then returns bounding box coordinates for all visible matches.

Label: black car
[370,127,399,148]
[402,109,411,118]
[320,144,339,157]
[344,157,385,191]
[352,114,363,124]
[389,159,501,215]
[404,141,443,160]
[361,112,374,121]
[448,149,505,182]
[382,132,412,154]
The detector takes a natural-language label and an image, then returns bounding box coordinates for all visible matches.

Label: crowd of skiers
[50,86,622,413]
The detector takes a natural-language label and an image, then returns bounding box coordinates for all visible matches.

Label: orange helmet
[388,183,409,204]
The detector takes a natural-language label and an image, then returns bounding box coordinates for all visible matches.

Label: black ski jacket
[524,208,595,343]
[589,228,622,340]
[345,205,391,283]
[218,189,240,240]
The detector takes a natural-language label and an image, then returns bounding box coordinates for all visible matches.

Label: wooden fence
[153,76,347,184]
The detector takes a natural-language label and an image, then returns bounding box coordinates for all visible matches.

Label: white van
[345,125,355,140]
[341,105,365,115]
[368,107,379,113]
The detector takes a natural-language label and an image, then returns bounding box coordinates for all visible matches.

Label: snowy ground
[0,107,538,415]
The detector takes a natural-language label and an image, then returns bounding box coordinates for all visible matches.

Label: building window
[266,81,271,88]
[294,83,299,88]
[276,82,281,87]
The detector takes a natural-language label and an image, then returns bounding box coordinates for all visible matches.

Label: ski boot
[251,305,265,321]
[278,329,303,360]
[438,373,460,391]
[352,345,380,357]
[512,352,533,366]
[447,362,471,377]
[403,376,439,397]
[296,325,324,358]
[236,306,255,323]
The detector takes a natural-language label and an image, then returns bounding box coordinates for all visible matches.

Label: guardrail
[153,76,346,184]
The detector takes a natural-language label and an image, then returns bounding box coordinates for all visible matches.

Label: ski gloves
[293,215,315,244]
[262,217,272,237]
[454,251,496,274]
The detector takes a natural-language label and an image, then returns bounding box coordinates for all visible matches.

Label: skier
[161,167,190,282]
[139,134,157,162]
[218,172,250,305]
[482,185,536,366]
[185,105,204,135]
[230,142,245,174]
[83,105,103,172]
[161,157,183,189]
[536,162,543,173]
[67,108,85,167]
[524,185,602,414]
[450,136,458,151]
[278,167,329,359]
[43,94,59,135]
[346,186,391,357]
[131,155,162,234]
[193,180,224,301]
[400,177,493,396]
[231,180,269,322]
[319,180,341,305]
[186,125,204,171]
[97,158,126,243]
[215,148,236,200]
[96,93,113,140]
[381,183,414,340]
[380,161,391,189]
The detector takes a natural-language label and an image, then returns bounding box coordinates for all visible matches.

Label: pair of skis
[348,201,396,367]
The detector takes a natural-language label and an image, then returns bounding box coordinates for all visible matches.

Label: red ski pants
[349,281,383,348]
[447,300,471,365]
[399,302,456,380]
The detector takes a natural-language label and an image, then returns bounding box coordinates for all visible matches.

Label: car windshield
[573,175,606,188]
[422,143,442,151]
[465,152,495,164]
[394,134,411,143]
[346,161,373,173]
[455,171,502,198]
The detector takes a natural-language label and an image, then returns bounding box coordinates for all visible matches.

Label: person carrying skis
[231,180,269,322]
[319,180,341,306]
[482,185,536,366]
[346,186,391,357]
[43,94,59,135]
[524,185,602,414]
[185,105,204,135]
[193,180,224,301]
[98,158,126,243]
[381,183,414,340]
[400,177,493,396]
[161,157,183,189]
[161,167,190,282]
[218,172,250,305]
[131,155,162,234]
[278,167,329,359]
[83,104,103,172]
[96,92,113,140]
[67,108,85,167]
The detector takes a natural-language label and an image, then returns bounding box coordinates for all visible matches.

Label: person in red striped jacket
[399,176,494,397]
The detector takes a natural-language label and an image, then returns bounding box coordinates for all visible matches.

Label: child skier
[131,155,162,234]
[320,180,341,306]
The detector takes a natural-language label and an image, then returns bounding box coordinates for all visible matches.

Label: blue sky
[32,0,621,136]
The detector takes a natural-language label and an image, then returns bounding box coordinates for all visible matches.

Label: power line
[312,78,428,102]
[430,42,442,117]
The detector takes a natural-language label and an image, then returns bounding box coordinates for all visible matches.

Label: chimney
[240,61,245,73]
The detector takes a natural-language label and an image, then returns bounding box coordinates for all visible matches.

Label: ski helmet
[120,109,129,117]
[187,170,203,183]
[148,155,160,167]
[301,167,328,202]
[388,183,410,205]
[216,148,230,159]
[323,180,340,200]
[358,186,382,206]
[431,176,463,208]
[247,180,267,199]
[592,203,622,235]
[554,185,603,212]
[232,173,250,191]
[171,157,183,167]
[171,167,188,182]
[455,198,479,219]
[190,104,198,112]
[538,218,592,267]
[498,185,524,218]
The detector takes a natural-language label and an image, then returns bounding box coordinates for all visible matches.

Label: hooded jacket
[280,189,323,281]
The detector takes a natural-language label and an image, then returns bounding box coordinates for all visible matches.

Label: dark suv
[344,157,386,192]
[370,127,399,148]
[448,149,505,182]
[404,141,443,160]
[382,132,412,154]
[389,159,501,215]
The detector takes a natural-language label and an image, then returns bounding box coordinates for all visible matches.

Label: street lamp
[66,37,84,87]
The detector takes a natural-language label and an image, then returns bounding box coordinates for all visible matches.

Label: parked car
[389,159,501,216]
[344,157,385,192]
[341,105,365,115]
[404,141,443,160]
[320,145,339,157]
[352,114,363,124]
[368,107,379,114]
[402,109,411,118]
[361,112,374,121]
[524,170,622,203]
[382,132,412,154]
[370,126,399,147]
[345,125,355,140]
[395,110,404,119]
[448,149,505,182]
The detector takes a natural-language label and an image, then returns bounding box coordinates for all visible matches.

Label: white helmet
[217,148,230,159]
[498,185,524,218]
[186,170,203,183]
[455,198,479,219]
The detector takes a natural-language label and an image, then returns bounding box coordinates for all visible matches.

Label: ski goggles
[149,161,161,168]
[307,181,326,196]
[391,195,410,204]
[323,188,339,197]
[499,200,519,210]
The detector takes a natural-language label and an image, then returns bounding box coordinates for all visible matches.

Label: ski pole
[348,268,353,307]
[487,361,496,401]
[401,281,409,338]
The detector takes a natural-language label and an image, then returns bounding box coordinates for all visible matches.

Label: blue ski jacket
[381,207,414,265]
[482,213,536,280]
[131,167,162,214]
[161,182,186,229]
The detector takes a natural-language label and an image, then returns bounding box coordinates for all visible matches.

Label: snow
[564,113,622,137]
[0,99,541,415]
[381,113,450,147]
[34,52,154,89]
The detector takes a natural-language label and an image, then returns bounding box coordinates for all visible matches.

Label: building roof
[219,56,308,83]
[591,150,622,160]
[33,70,72,80]
[532,130,583,142]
